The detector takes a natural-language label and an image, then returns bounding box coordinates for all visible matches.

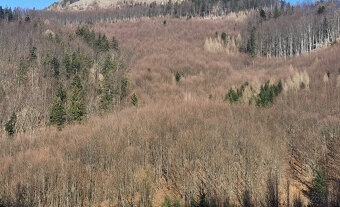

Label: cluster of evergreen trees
[225,80,282,107]
[225,82,249,103]
[256,80,282,107]
[0,7,17,22]
[46,26,128,129]
[0,6,32,23]
[49,76,86,129]
[1,20,129,133]
[76,26,113,52]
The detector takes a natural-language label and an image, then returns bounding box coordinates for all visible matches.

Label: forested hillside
[0,1,339,207]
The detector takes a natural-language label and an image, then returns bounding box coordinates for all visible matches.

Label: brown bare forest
[0,1,340,207]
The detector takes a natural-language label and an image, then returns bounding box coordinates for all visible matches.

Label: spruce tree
[248,27,257,57]
[69,75,86,122]
[49,97,66,128]
[6,8,14,22]
[260,9,266,20]
[309,169,328,206]
[51,57,60,78]
[5,112,16,136]
[17,58,28,85]
[56,84,67,103]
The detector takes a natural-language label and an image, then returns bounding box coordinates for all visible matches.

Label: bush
[175,71,181,83]
[162,196,181,207]
[221,32,227,44]
[131,93,138,106]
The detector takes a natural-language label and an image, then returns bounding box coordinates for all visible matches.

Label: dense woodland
[0,0,340,206]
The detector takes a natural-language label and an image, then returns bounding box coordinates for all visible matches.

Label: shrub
[131,93,138,106]
[162,196,181,207]
[175,71,181,83]
[162,196,172,207]
[221,32,227,44]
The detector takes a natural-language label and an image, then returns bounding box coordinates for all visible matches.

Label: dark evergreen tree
[63,53,72,77]
[175,71,181,83]
[322,17,328,41]
[17,58,28,85]
[24,15,30,22]
[0,6,4,19]
[120,78,129,100]
[6,8,14,22]
[51,57,60,78]
[260,9,266,20]
[221,32,227,44]
[5,112,16,136]
[49,97,66,129]
[247,27,257,57]
[56,84,67,103]
[69,75,86,121]
[29,47,37,61]
[309,169,328,207]
[274,4,280,18]
[317,6,325,14]
[102,56,115,75]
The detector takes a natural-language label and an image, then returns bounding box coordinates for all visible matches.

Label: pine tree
[5,112,16,136]
[69,75,86,122]
[49,97,66,129]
